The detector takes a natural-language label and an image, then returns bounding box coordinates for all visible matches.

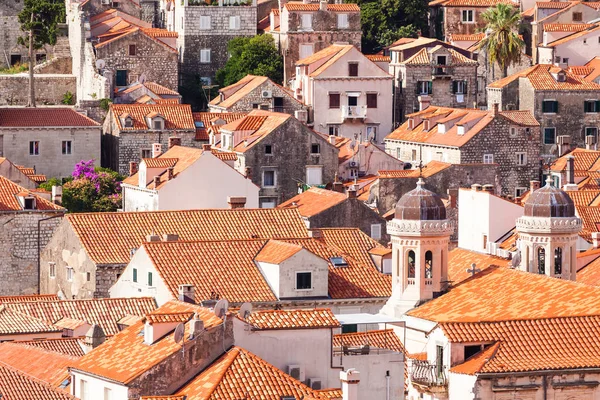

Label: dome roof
[395,179,446,220]
[523,177,575,218]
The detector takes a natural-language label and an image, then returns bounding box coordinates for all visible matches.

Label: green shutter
[428,81,433,94]
[133,268,137,283]
[415,82,421,95]
[585,101,590,113]
[451,81,457,93]
[596,100,600,112]
[553,101,558,113]
[148,272,153,286]
[464,81,468,94]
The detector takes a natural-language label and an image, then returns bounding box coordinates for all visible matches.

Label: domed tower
[516,177,581,280]
[381,179,454,317]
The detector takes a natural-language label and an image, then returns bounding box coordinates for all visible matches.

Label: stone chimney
[447,188,458,208]
[593,232,600,249]
[152,143,162,158]
[202,144,212,151]
[188,313,205,340]
[530,180,540,192]
[347,188,357,199]
[319,0,327,10]
[329,135,337,145]
[557,135,571,157]
[586,134,597,150]
[418,95,431,111]
[81,324,106,354]
[168,136,182,149]
[471,184,482,192]
[308,229,322,238]
[167,167,174,181]
[129,161,138,176]
[146,233,161,242]
[340,369,360,400]
[154,175,160,188]
[178,284,195,303]
[482,184,494,194]
[52,185,62,205]
[332,173,344,193]
[227,196,246,209]
[492,103,499,117]
[162,234,179,241]
[566,155,575,184]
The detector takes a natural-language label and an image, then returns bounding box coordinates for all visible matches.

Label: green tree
[18,0,65,107]
[478,4,524,78]
[216,35,283,87]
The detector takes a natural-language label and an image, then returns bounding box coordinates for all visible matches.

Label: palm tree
[478,4,524,78]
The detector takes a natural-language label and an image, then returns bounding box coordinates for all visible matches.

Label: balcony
[431,65,453,79]
[341,105,367,120]
[411,360,447,394]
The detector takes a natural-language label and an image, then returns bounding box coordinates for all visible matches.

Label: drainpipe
[543,375,547,400]
[385,370,390,400]
[38,213,65,294]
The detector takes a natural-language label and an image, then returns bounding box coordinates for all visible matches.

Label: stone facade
[0,212,64,296]
[84,0,160,25]
[0,75,77,106]
[96,30,179,91]
[475,49,532,107]
[442,6,489,41]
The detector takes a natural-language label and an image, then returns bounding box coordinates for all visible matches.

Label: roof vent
[330,256,348,267]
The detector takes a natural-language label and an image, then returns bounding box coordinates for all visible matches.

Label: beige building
[0,108,101,179]
[292,44,393,144]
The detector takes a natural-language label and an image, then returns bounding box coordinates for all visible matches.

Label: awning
[346,92,361,97]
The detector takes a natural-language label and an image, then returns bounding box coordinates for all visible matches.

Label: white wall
[342,352,405,399]
[448,372,477,400]
[71,371,129,400]
[541,29,600,66]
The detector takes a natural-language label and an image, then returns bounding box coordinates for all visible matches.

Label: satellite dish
[139,73,147,84]
[238,302,252,319]
[511,250,521,269]
[173,322,185,345]
[95,59,106,70]
[214,299,229,318]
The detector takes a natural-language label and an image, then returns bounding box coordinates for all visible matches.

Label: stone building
[83,0,160,26]
[487,64,600,159]
[208,75,306,118]
[387,38,478,122]
[102,103,197,175]
[0,176,65,296]
[113,81,182,104]
[0,108,101,179]
[384,105,541,197]
[215,110,339,207]
[161,0,257,84]
[335,137,404,182]
[268,1,362,84]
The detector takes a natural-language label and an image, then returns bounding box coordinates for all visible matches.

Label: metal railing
[341,105,367,119]
[411,360,447,387]
[432,65,452,76]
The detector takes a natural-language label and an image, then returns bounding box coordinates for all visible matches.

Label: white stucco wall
[448,372,477,399]
[71,371,129,400]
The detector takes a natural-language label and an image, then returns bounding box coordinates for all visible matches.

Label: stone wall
[0,74,77,106]
[477,50,532,107]
[0,212,64,296]
[78,99,109,124]
[444,6,488,39]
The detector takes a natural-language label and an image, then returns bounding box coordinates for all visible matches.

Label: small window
[366,126,377,141]
[416,81,432,95]
[411,149,417,161]
[66,267,73,282]
[586,127,598,138]
[329,93,340,109]
[542,100,558,113]
[483,154,494,164]
[263,170,275,187]
[348,63,358,77]
[584,100,600,113]
[148,271,153,286]
[510,127,517,137]
[133,268,138,283]
[36,53,47,63]
[141,149,152,159]
[311,143,320,154]
[128,44,136,56]
[200,15,211,29]
[367,93,378,108]
[462,9,474,22]
[62,140,72,155]
[200,49,211,63]
[116,69,128,86]
[544,127,556,144]
[194,121,205,129]
[573,12,583,21]
[299,43,314,59]
[265,144,273,154]
[515,187,527,197]
[329,125,339,136]
[86,272,91,282]
[301,13,313,29]
[452,80,467,94]
[152,119,163,130]
[464,345,482,360]
[29,141,39,156]
[296,272,312,290]
[371,224,382,240]
[260,197,277,208]
[49,262,56,278]
[516,152,527,166]
[482,234,488,250]
[229,15,241,30]
[337,13,349,28]
[562,58,569,64]
[24,197,35,209]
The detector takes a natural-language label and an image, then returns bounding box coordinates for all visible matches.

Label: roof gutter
[477,366,600,379]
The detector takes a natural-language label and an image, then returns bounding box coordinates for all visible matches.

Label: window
[194,121,205,129]
[49,262,56,278]
[587,127,598,141]
[296,272,312,290]
[66,267,73,282]
[265,144,272,155]
[306,166,323,185]
[311,143,320,154]
[573,12,583,21]
[342,324,358,333]
[299,43,314,59]
[260,197,276,208]
[152,119,163,130]
[329,93,340,108]
[515,187,527,197]
[116,69,128,86]
[348,63,358,77]
[23,197,34,209]
[516,152,527,166]
[483,154,494,164]
[544,127,556,144]
[62,140,72,155]
[416,81,432,95]
[200,49,211,63]
[425,250,433,279]
[141,149,152,159]
[542,100,558,113]
[10,54,21,66]
[348,95,358,107]
[411,149,417,161]
[554,247,562,275]
[366,126,377,141]
[461,9,474,22]
[29,141,39,156]
[148,271,153,286]
[128,44,136,56]
[366,93,378,108]
[199,15,211,29]
[86,272,91,282]
[452,80,467,94]
[407,250,416,279]
[371,224,381,240]
[133,268,138,283]
[80,380,89,400]
[538,247,546,274]
[263,170,275,187]
[337,13,349,28]
[301,13,313,29]
[329,125,339,136]
[510,127,517,137]
[584,100,600,112]
[229,15,240,29]
[464,345,482,360]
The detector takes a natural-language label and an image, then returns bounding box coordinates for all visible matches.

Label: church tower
[516,177,581,280]
[381,179,454,318]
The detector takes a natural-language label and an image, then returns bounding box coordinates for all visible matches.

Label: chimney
[347,188,357,199]
[179,284,195,303]
[586,134,597,150]
[593,232,600,249]
[162,233,179,241]
[129,161,138,176]
[168,136,182,149]
[340,369,360,400]
[332,178,344,193]
[418,95,431,111]
[319,0,327,10]
[167,167,174,181]
[329,135,337,145]
[52,185,62,205]
[81,324,105,354]
[153,175,160,188]
[471,184,482,192]
[188,313,205,340]
[482,184,494,194]
[557,135,571,156]
[530,180,540,192]
[227,196,246,209]
[447,188,458,208]
[566,155,575,185]
[146,233,161,242]
[308,229,322,238]
[202,144,212,151]
[492,103,499,117]
[245,167,252,179]
[152,143,162,158]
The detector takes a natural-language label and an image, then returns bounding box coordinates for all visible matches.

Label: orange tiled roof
[210,75,269,108]
[242,309,340,330]
[439,0,515,6]
[450,342,500,375]
[228,111,293,153]
[5,297,157,336]
[110,104,195,131]
[408,266,600,323]
[378,161,453,178]
[404,48,430,65]
[567,190,600,206]
[551,148,600,174]
[450,33,485,41]
[16,337,85,357]
[536,1,570,8]
[577,254,600,285]
[314,227,383,270]
[254,240,304,264]
[0,294,59,304]
[544,23,593,32]
[576,205,600,242]
[212,150,238,161]
[447,248,509,285]
[284,2,359,11]
[145,311,194,324]
[570,65,594,77]
[141,28,178,38]
[192,112,247,140]
[499,110,540,126]
[366,54,390,62]
[544,24,600,47]
[73,301,222,384]
[0,305,62,336]
[583,56,600,82]
[488,64,600,90]
[143,82,179,96]
[317,389,343,399]
[64,208,309,265]
[333,329,405,352]
[175,346,326,399]
[0,363,75,400]
[142,157,179,169]
[278,187,348,217]
[0,108,100,127]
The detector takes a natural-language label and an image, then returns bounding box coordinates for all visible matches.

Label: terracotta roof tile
[489,64,600,90]
[142,157,179,169]
[298,45,355,78]
[65,208,308,265]
[317,389,343,399]
[567,190,600,206]
[0,294,59,304]
[450,33,486,41]
[442,0,515,6]
[192,112,247,140]
[379,161,452,178]
[175,346,326,399]
[536,1,570,8]
[499,110,540,126]
[210,75,269,109]
[545,24,600,47]
[0,363,75,400]
[0,306,62,336]
[449,342,500,374]
[110,104,195,130]
[314,227,383,270]
[284,2,359,11]
[544,23,593,32]
[141,28,178,38]
[576,205,600,241]
[254,240,304,264]
[278,187,348,217]
[447,248,509,285]
[145,311,194,324]
[551,148,600,173]
[212,150,238,161]
[577,254,600,285]
[229,111,292,153]
[16,338,85,357]
[0,108,100,127]
[366,54,390,62]
[333,329,405,352]
[242,309,340,330]
[143,82,179,96]
[5,297,157,336]
[404,48,430,65]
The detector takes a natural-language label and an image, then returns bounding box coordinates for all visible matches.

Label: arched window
[537,247,545,275]
[554,248,562,275]
[407,250,415,278]
[425,251,433,279]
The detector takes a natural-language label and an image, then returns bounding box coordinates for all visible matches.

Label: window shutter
[415,82,421,94]
[554,101,558,113]
[464,81,468,94]
[596,100,600,111]
[428,81,433,94]
[451,81,456,93]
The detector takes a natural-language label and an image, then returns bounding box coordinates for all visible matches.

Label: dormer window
[121,114,133,128]
[152,119,164,130]
[17,192,36,210]
[436,55,447,65]
[408,118,414,130]
[219,93,225,102]
[146,113,165,130]
[457,125,465,135]
[423,120,430,131]
[330,257,348,267]
[557,72,566,82]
